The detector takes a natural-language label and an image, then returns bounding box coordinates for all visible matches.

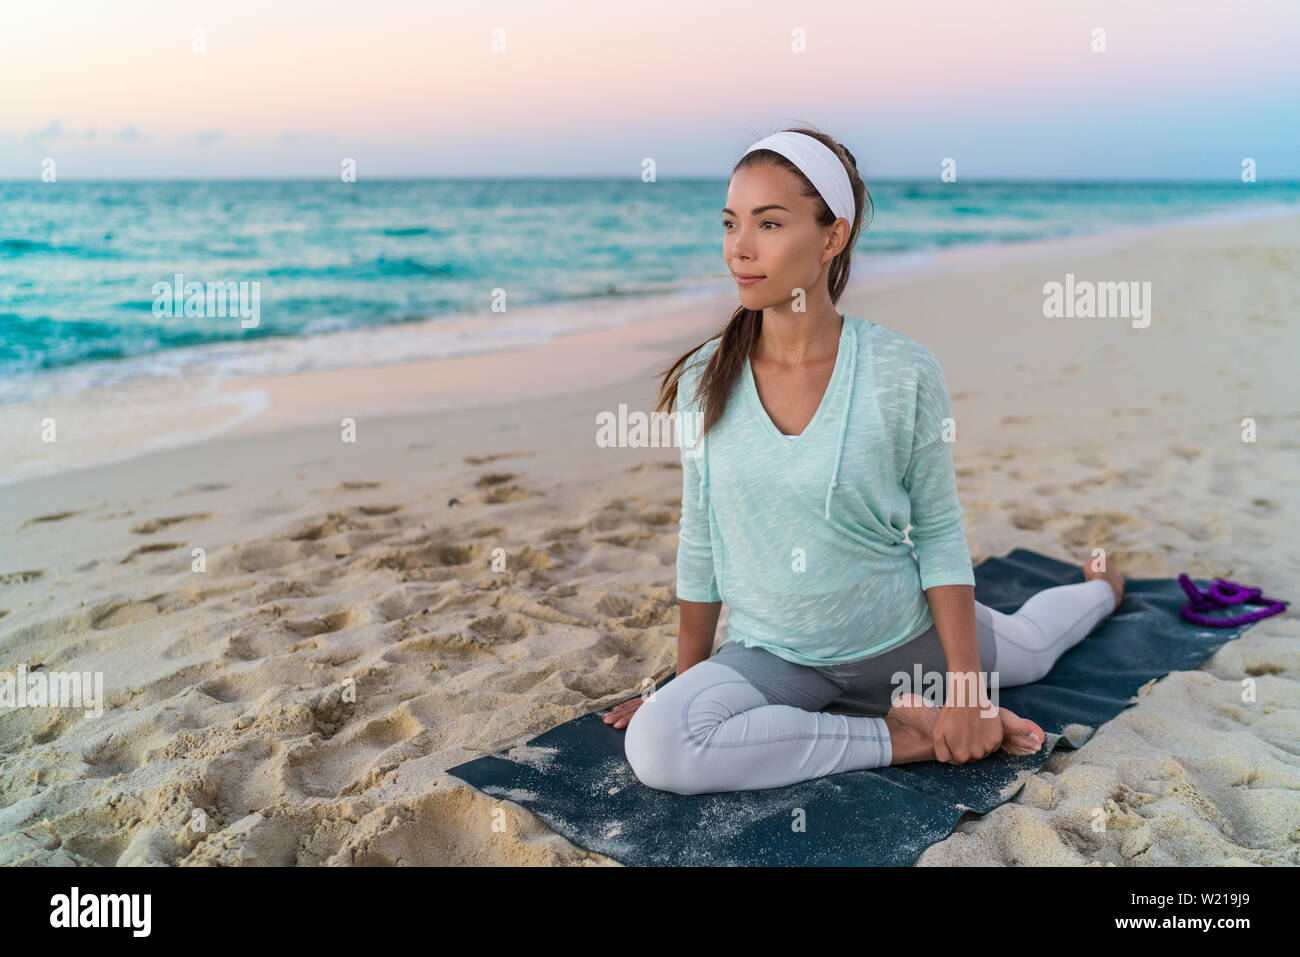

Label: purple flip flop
[1177,574,1288,628]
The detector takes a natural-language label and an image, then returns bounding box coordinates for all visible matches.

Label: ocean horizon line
[2,174,1297,185]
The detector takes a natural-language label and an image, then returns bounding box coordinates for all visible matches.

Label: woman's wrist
[945,667,990,708]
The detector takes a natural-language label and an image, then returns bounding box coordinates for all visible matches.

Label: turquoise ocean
[2,179,1297,403]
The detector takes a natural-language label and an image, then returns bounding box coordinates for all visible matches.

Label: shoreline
[3,199,1297,490]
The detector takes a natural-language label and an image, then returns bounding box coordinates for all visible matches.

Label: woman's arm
[900,350,976,593]
[927,583,1002,763]
[925,583,985,709]
[901,347,980,679]
[678,599,721,673]
[903,348,1001,761]
[675,361,723,671]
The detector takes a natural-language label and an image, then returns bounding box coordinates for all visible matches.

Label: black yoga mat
[445,548,1272,866]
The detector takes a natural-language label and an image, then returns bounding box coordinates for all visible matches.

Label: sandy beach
[1,211,1297,866]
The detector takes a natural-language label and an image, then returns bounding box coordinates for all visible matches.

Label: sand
[1,211,1297,866]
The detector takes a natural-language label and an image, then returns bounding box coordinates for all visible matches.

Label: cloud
[195,129,222,147]
[115,124,144,142]
[26,119,66,146]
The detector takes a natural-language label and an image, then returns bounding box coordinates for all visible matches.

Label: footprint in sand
[595,590,676,628]
[474,472,518,488]
[90,598,161,629]
[463,451,534,465]
[21,510,82,528]
[470,468,540,504]
[367,540,482,575]
[129,512,213,534]
[121,542,186,563]
[282,608,354,638]
[637,508,676,526]
[1060,512,1136,550]
[1008,508,1052,531]
[479,484,539,504]
[467,612,531,643]
[184,482,231,493]
[285,706,421,798]
[0,569,45,584]
[626,461,683,473]
[287,509,381,541]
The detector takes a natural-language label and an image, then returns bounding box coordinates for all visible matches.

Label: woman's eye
[722,221,778,229]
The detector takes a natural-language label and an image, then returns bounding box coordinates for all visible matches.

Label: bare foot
[1082,558,1125,610]
[884,693,1045,763]
[997,707,1046,756]
[881,696,937,764]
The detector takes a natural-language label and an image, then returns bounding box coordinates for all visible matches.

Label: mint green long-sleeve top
[675,314,976,666]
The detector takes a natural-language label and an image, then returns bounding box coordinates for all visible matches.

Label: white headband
[741,131,855,224]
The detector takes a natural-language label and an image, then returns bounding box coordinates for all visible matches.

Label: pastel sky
[2,0,1297,179]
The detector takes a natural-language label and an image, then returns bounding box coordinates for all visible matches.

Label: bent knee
[623,662,757,794]
[623,696,691,793]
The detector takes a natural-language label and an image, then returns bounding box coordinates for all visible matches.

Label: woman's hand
[602,696,644,729]
[932,702,1003,765]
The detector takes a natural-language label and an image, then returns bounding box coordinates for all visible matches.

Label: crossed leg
[623,659,888,796]
[623,571,1123,795]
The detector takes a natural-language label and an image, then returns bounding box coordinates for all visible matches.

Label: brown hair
[654,126,872,443]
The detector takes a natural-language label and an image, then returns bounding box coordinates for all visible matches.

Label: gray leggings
[623,578,1116,795]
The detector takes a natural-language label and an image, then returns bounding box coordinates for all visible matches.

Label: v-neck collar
[743,315,852,455]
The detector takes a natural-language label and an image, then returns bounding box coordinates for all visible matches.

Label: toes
[1003,732,1041,755]
[1018,729,1043,750]
[1002,715,1044,753]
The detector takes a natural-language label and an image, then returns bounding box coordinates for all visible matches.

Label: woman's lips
[735,274,764,285]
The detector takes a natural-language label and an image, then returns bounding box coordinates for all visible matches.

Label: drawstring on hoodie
[696,428,708,510]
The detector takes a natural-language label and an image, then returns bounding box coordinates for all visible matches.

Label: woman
[603,127,1124,796]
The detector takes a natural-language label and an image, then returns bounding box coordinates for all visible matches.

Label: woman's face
[723,163,844,312]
